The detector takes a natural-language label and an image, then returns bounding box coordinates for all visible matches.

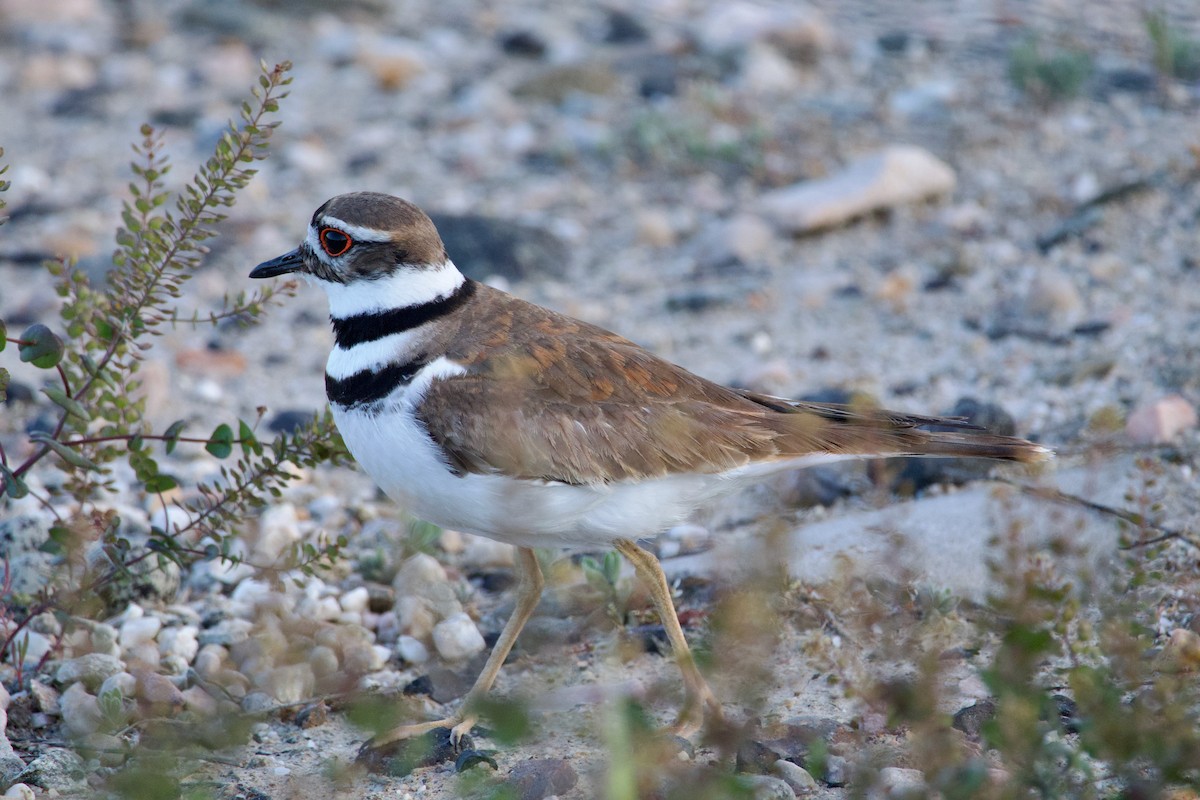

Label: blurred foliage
[1145,8,1200,82]
[1009,37,1092,104]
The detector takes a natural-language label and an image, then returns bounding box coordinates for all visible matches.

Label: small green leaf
[206,423,234,458]
[1,464,28,499]
[143,474,178,493]
[603,549,621,587]
[163,420,187,454]
[18,324,64,368]
[238,419,260,456]
[0,367,8,404]
[40,387,91,422]
[30,433,103,471]
[0,318,7,351]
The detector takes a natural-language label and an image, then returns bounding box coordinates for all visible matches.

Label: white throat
[319,259,466,318]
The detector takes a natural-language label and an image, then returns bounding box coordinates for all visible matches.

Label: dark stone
[476,570,516,594]
[24,413,56,437]
[500,30,548,59]
[267,409,314,433]
[403,674,434,697]
[773,464,858,508]
[951,700,996,739]
[357,725,471,776]
[1071,319,1110,337]
[630,623,669,657]
[736,738,788,774]
[1051,694,1081,735]
[295,701,328,728]
[426,666,477,704]
[150,106,202,127]
[604,9,650,44]
[51,86,108,118]
[427,213,569,282]
[366,583,396,613]
[1102,68,1156,93]
[505,758,578,800]
[877,31,911,54]
[891,397,1019,493]
[455,748,499,773]
[665,289,729,313]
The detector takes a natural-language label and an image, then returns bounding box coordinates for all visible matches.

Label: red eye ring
[319,227,353,257]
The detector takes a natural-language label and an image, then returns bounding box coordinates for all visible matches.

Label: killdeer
[251,192,1051,752]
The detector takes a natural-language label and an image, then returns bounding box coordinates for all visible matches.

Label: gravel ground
[1,0,1199,798]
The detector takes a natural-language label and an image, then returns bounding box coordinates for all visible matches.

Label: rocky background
[1,0,1199,798]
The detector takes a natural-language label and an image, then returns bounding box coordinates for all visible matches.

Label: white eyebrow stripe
[314,215,394,243]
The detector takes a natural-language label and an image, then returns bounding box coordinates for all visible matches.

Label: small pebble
[56,653,124,691]
[505,757,578,800]
[1126,395,1198,445]
[119,616,162,652]
[432,613,486,662]
[879,766,925,797]
[340,586,371,614]
[98,672,137,700]
[158,625,199,662]
[773,759,818,793]
[741,773,797,800]
[4,784,35,800]
[265,663,315,705]
[59,683,104,738]
[395,635,430,664]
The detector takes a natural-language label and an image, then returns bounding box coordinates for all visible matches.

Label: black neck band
[330,279,476,349]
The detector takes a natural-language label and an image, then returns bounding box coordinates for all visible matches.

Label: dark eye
[319,227,353,257]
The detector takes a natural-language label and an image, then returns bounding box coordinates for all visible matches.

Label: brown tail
[739,391,1053,464]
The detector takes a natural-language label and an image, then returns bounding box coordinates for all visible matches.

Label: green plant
[1008,37,1092,104]
[1145,8,1200,82]
[581,548,629,626]
[0,61,350,672]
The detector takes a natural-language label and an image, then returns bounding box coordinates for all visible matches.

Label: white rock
[740,773,796,800]
[394,633,431,666]
[0,680,9,710]
[157,625,199,662]
[740,43,802,94]
[119,616,162,652]
[393,552,448,596]
[230,578,275,608]
[691,214,775,270]
[339,586,371,614]
[636,208,677,247]
[297,595,342,622]
[4,784,35,800]
[60,683,104,737]
[774,759,818,793]
[98,672,137,700]
[87,623,119,656]
[696,3,831,55]
[1126,395,1198,445]
[1024,269,1084,329]
[395,596,437,640]
[56,653,124,691]
[432,613,486,662]
[879,766,925,797]
[759,145,957,233]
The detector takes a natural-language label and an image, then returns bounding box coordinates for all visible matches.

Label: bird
[250,191,1051,754]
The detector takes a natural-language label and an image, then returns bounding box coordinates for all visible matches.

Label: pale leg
[614,539,723,736]
[365,546,545,751]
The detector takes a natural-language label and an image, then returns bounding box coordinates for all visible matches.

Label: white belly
[329,355,851,549]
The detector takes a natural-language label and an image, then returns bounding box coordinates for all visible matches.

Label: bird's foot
[356,713,479,775]
[665,680,725,739]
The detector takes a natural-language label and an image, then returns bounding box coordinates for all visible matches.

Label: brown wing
[415,285,1049,484]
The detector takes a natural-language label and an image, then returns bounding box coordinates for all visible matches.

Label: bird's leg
[363,546,544,752]
[614,539,723,737]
